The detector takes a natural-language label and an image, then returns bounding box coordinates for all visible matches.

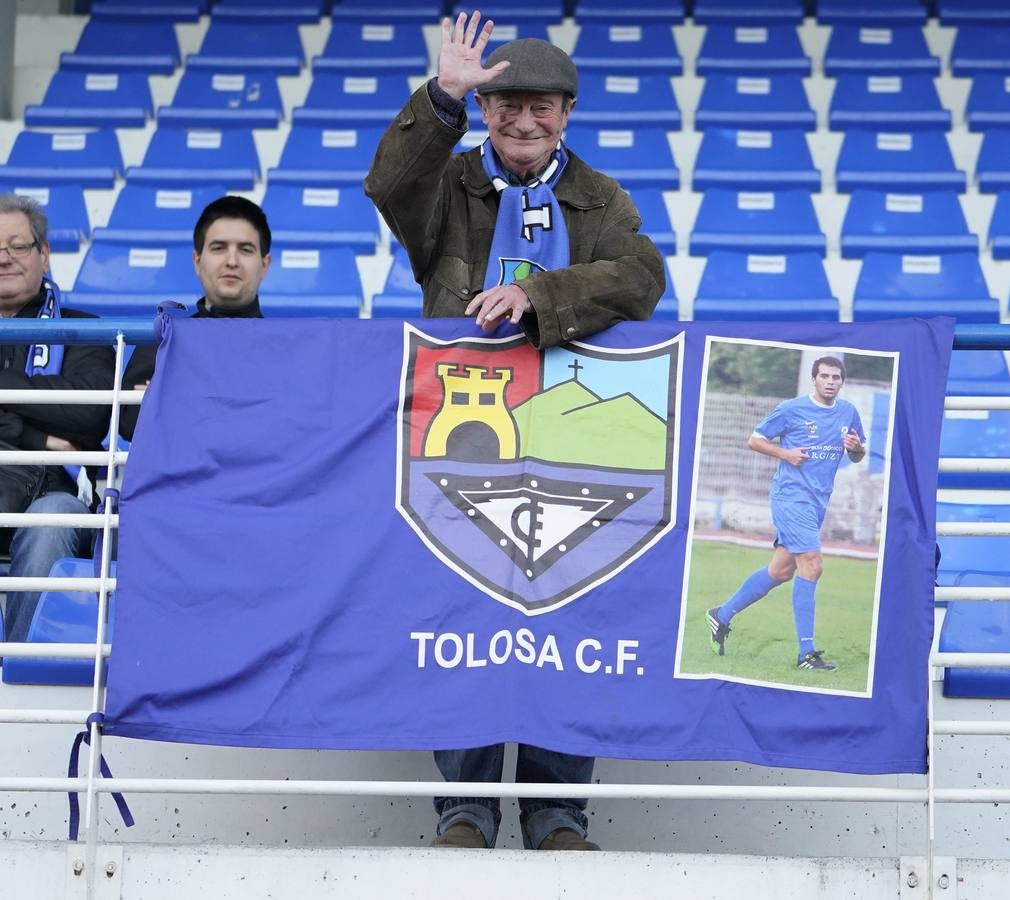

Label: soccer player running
[707,356,867,672]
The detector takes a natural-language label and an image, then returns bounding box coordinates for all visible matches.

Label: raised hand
[842,428,863,453]
[436,10,510,100]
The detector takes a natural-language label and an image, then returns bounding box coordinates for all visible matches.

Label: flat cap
[479,38,578,98]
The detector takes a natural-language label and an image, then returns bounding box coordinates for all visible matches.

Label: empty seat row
[59,17,1010,80]
[36,67,1010,138]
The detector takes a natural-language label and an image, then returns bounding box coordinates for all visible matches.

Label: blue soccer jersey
[755,394,866,508]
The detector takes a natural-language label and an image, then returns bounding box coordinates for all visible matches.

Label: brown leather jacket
[364,85,665,348]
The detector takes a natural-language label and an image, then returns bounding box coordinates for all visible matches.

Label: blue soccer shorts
[770,497,827,554]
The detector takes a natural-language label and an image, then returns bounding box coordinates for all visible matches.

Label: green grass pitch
[679,541,879,693]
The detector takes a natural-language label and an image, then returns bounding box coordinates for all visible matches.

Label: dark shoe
[797,650,836,671]
[537,828,601,851]
[431,820,488,848]
[707,607,731,656]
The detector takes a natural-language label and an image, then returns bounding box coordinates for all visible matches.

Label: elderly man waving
[365,11,665,852]
[365,10,664,349]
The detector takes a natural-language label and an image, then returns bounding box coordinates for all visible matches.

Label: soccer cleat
[706,607,731,656]
[797,650,836,671]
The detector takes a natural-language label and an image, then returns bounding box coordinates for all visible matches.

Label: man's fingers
[464,10,482,44]
[474,18,496,50]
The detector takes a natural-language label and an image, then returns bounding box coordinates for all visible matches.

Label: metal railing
[0,321,1007,899]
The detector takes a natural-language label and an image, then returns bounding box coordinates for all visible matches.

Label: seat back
[2,558,116,688]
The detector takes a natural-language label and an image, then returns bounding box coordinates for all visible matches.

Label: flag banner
[104,316,953,774]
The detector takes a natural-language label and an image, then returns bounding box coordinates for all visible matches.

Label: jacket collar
[195,296,263,318]
[461,142,607,207]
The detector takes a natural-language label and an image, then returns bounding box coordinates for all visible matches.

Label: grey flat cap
[478,38,578,98]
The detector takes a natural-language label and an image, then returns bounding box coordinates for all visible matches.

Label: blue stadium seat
[940,601,1010,699]
[0,130,122,188]
[479,22,552,51]
[694,75,814,131]
[936,533,1010,588]
[950,27,1010,76]
[313,23,428,75]
[0,185,90,252]
[693,251,837,321]
[211,0,325,23]
[451,1,563,22]
[690,189,825,256]
[965,74,1010,131]
[692,128,820,191]
[67,242,202,316]
[938,407,1010,489]
[293,73,410,126]
[158,71,283,129]
[693,0,803,24]
[824,25,939,76]
[25,71,153,129]
[852,251,1000,322]
[573,74,681,129]
[652,263,679,320]
[829,74,950,132]
[696,25,810,76]
[986,191,1010,257]
[92,184,226,244]
[975,130,1010,193]
[89,0,205,21]
[940,0,1010,25]
[1,559,116,688]
[835,130,965,193]
[573,0,685,24]
[563,127,679,189]
[571,24,683,75]
[629,189,676,255]
[329,0,441,22]
[126,128,260,190]
[261,184,380,251]
[186,21,304,74]
[817,1,927,25]
[370,244,423,318]
[60,21,180,74]
[840,190,976,258]
[946,350,1010,396]
[259,246,363,316]
[268,126,383,186]
[938,501,1010,523]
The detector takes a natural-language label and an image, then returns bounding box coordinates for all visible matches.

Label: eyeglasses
[0,241,38,259]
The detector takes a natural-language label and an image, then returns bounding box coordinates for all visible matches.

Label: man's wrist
[427,77,468,126]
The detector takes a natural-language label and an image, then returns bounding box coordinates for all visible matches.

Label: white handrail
[0,389,143,404]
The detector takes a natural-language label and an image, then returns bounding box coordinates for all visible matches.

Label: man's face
[0,210,49,315]
[477,91,573,182]
[193,217,270,310]
[812,364,844,403]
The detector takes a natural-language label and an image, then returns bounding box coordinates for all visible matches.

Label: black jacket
[0,290,115,495]
[119,296,263,441]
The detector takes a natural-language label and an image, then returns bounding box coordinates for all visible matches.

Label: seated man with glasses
[0,193,114,643]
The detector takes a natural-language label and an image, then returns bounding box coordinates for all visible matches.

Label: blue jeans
[4,492,92,643]
[434,744,594,849]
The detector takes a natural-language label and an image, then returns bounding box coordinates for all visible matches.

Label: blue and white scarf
[481,138,571,290]
[25,277,91,505]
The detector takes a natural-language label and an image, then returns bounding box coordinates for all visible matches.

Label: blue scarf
[26,276,65,377]
[25,277,90,505]
[480,138,570,290]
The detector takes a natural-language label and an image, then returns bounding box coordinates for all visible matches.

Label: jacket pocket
[429,255,477,311]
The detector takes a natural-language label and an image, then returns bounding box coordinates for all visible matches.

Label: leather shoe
[537,828,601,851]
[431,820,488,848]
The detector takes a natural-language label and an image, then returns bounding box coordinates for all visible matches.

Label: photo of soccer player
[676,338,897,695]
